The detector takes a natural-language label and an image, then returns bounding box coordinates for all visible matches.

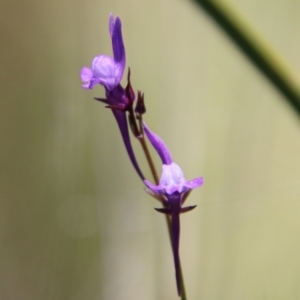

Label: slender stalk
[137,117,187,300]
[191,0,300,117]
[139,136,160,184]
[137,117,160,184]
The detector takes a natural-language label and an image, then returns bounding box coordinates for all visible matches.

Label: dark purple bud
[125,68,135,105]
[135,91,146,115]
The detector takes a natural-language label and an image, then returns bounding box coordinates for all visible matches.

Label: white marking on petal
[159,163,186,194]
[92,55,119,90]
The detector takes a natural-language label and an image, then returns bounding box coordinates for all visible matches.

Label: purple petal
[92,55,119,91]
[144,181,180,196]
[185,177,204,190]
[143,122,173,165]
[144,179,179,195]
[80,67,93,89]
[144,180,162,194]
[111,17,125,84]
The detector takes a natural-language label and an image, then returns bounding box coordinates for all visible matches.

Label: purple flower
[143,123,203,196]
[143,122,203,296]
[80,13,125,91]
[80,13,144,180]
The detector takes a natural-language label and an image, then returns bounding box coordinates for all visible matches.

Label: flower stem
[139,136,160,184]
[191,0,300,116]
[137,118,187,300]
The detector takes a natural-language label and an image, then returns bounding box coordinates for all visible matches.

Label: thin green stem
[137,117,187,300]
[191,0,300,117]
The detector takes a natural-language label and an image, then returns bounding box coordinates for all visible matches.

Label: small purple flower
[143,122,203,296]
[143,123,203,196]
[80,13,144,180]
[80,13,125,91]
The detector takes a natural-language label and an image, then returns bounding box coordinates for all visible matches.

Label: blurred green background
[1,0,300,299]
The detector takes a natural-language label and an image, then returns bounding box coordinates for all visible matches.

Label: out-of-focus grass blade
[190,0,300,117]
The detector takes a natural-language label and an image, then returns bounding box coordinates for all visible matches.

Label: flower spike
[135,91,146,115]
